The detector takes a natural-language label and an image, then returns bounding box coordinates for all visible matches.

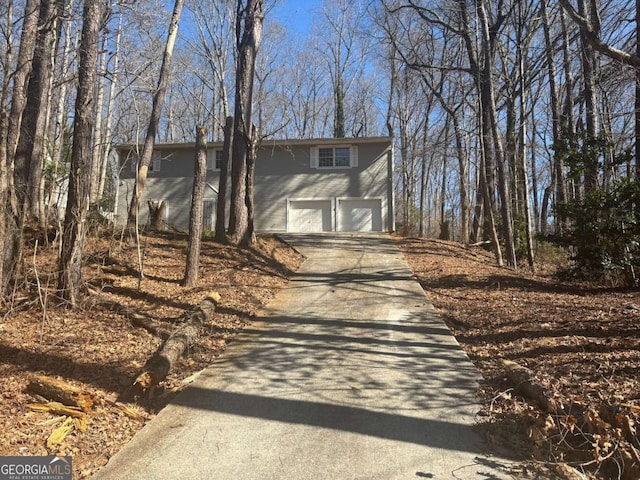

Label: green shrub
[556,179,640,285]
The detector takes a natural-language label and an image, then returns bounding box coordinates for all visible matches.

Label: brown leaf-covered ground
[0,230,303,478]
[2,232,639,479]
[397,237,640,480]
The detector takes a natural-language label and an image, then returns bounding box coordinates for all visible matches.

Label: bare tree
[96,9,123,205]
[126,0,185,232]
[57,0,101,305]
[215,116,233,243]
[228,0,263,246]
[3,0,41,169]
[14,0,64,221]
[541,0,567,234]
[559,0,640,182]
[1,0,42,294]
[279,39,330,138]
[183,125,207,287]
[317,0,367,138]
[184,0,235,140]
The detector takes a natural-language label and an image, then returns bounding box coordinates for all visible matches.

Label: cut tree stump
[26,375,95,413]
[130,292,220,398]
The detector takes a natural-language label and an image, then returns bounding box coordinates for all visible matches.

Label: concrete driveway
[93,234,514,480]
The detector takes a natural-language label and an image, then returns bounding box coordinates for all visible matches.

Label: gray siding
[116,138,393,232]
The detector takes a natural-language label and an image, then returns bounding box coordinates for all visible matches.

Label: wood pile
[25,374,146,450]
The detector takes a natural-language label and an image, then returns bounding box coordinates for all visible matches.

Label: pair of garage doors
[288,198,383,232]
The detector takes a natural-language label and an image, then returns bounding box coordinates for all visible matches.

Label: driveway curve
[93,234,513,480]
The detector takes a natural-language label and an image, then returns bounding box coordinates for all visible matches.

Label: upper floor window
[149,152,161,172]
[311,145,358,169]
[129,151,161,172]
[207,150,224,170]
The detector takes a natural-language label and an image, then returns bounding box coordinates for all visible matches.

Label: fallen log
[130,292,220,398]
[98,298,171,339]
[26,375,95,413]
[129,314,171,339]
[500,359,560,414]
[469,240,492,247]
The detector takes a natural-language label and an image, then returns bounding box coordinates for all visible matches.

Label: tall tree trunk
[228,0,263,246]
[183,126,207,287]
[452,111,470,245]
[477,0,517,268]
[472,140,484,243]
[560,8,578,203]
[505,95,518,216]
[399,114,409,231]
[418,123,427,238]
[385,47,397,138]
[97,11,122,205]
[541,0,567,234]
[46,5,73,229]
[57,0,100,306]
[530,113,540,233]
[577,0,599,194]
[4,0,40,168]
[480,153,504,267]
[0,0,16,295]
[519,52,535,271]
[14,0,62,220]
[215,116,233,243]
[636,0,640,182]
[334,74,345,138]
[439,153,448,240]
[459,0,496,249]
[126,0,185,231]
[0,0,13,171]
[90,32,108,205]
[245,124,257,244]
[4,0,57,294]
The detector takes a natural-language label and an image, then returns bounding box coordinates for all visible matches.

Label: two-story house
[115,136,394,233]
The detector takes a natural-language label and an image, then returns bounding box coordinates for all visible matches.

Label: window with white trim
[207,150,224,170]
[310,145,358,169]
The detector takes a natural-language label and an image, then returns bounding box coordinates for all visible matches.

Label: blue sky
[269,0,323,35]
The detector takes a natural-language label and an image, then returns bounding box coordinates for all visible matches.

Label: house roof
[115,136,393,153]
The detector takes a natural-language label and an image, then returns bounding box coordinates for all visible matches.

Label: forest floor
[0,230,304,478]
[398,237,640,480]
[1,231,639,479]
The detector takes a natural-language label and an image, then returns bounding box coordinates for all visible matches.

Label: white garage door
[338,199,382,232]
[288,200,332,232]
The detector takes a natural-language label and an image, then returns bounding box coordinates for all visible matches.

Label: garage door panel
[339,199,382,232]
[288,200,332,232]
